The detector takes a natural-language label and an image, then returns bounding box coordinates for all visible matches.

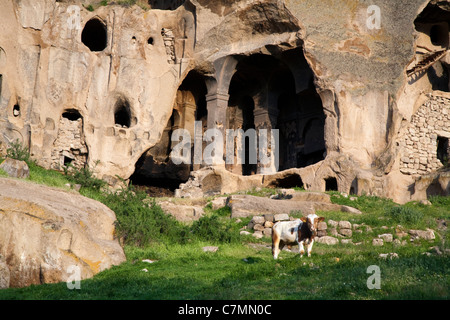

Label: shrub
[104,187,189,246]
[6,140,30,163]
[191,214,240,244]
[63,161,106,191]
[385,206,424,225]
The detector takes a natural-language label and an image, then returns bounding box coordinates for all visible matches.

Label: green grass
[0,155,448,300]
[1,240,448,300]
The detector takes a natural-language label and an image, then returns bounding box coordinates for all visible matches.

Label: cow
[272,213,324,259]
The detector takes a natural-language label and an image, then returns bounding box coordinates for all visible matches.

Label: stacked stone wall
[399,93,450,175]
[50,117,88,170]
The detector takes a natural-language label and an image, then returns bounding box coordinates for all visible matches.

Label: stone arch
[81,18,107,52]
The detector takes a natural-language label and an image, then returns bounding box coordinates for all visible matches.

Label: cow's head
[300,214,325,236]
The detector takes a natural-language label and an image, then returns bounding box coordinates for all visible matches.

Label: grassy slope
[0,162,448,300]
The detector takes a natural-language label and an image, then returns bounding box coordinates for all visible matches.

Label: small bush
[385,206,424,225]
[104,187,189,246]
[6,140,30,162]
[191,214,239,244]
[63,161,106,191]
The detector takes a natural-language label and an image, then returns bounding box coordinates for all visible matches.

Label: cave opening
[226,48,325,176]
[129,70,207,196]
[13,104,20,117]
[81,18,107,52]
[325,177,338,191]
[114,98,134,128]
[148,0,185,10]
[62,109,82,121]
[412,2,450,91]
[437,136,449,165]
[268,174,304,189]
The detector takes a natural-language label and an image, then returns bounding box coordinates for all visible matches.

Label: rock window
[13,104,20,117]
[148,0,185,10]
[437,136,449,165]
[81,18,107,52]
[63,155,73,166]
[325,177,338,191]
[62,109,82,121]
[114,98,134,128]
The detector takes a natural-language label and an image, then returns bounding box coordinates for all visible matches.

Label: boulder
[286,192,331,203]
[253,224,265,231]
[316,236,338,245]
[263,228,272,237]
[0,177,126,288]
[226,194,359,218]
[372,238,384,246]
[159,201,204,222]
[338,221,352,230]
[251,216,266,225]
[211,197,227,210]
[318,221,327,231]
[338,229,353,237]
[202,246,219,253]
[341,205,362,214]
[408,229,435,240]
[264,221,274,228]
[274,213,290,222]
[378,233,393,243]
[0,158,30,179]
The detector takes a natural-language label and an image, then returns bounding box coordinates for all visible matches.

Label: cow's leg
[298,241,305,258]
[306,239,314,257]
[272,232,281,259]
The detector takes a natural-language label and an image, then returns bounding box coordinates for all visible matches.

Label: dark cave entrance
[148,0,185,10]
[226,48,326,176]
[129,70,207,196]
[325,177,338,191]
[81,18,107,52]
[437,136,449,165]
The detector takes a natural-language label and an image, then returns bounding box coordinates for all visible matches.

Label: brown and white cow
[272,213,324,259]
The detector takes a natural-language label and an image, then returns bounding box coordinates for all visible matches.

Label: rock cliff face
[0,0,449,203]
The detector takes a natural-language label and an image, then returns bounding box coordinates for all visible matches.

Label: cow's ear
[300,216,307,222]
[318,217,325,222]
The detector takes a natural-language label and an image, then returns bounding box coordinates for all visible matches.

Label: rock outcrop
[0,177,126,288]
[0,0,449,204]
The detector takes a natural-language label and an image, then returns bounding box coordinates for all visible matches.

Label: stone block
[274,213,290,221]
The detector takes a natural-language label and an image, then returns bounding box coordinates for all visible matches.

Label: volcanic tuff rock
[0,0,449,205]
[0,177,126,288]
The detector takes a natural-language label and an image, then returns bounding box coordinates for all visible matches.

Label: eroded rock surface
[0,177,126,288]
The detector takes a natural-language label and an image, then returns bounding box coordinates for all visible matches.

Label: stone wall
[399,92,450,176]
[50,117,88,170]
